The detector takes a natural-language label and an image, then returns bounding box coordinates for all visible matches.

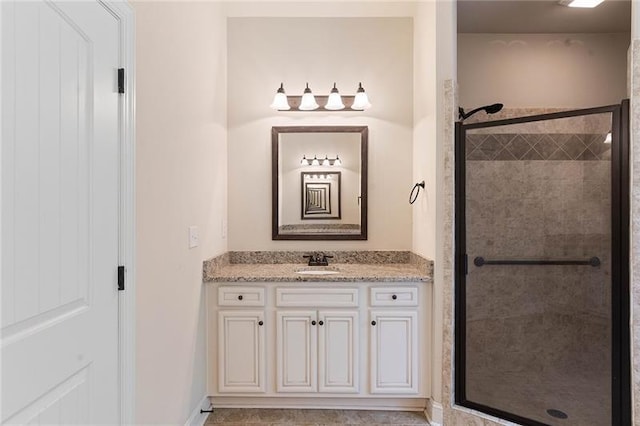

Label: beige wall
[227,17,414,251]
[133,1,227,423]
[458,33,629,109]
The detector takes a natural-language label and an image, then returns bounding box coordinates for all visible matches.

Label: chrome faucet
[303,252,333,266]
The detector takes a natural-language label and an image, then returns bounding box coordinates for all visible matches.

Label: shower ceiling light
[270,82,371,111]
[558,0,605,8]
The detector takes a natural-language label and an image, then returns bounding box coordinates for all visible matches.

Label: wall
[133,2,227,424]
[458,33,629,109]
[227,17,413,251]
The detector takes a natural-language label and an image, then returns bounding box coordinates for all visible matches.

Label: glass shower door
[455,104,629,426]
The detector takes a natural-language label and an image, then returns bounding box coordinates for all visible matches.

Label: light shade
[325,83,345,110]
[351,82,371,110]
[299,83,319,111]
[270,83,290,110]
[604,132,612,144]
[561,0,605,7]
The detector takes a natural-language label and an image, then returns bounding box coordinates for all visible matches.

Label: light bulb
[322,155,330,166]
[270,83,290,110]
[334,155,342,166]
[299,83,319,111]
[325,83,345,110]
[604,132,612,144]
[301,155,308,166]
[311,156,320,166]
[351,82,371,110]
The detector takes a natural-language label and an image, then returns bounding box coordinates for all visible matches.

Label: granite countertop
[203,251,433,283]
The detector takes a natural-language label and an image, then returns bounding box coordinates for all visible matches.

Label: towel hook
[409,181,425,204]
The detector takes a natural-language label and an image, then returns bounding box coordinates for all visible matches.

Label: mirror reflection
[302,172,341,220]
[272,126,368,240]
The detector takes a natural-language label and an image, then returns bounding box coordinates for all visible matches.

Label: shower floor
[467,367,610,426]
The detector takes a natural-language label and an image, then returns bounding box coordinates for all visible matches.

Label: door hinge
[118,265,125,291]
[118,68,125,94]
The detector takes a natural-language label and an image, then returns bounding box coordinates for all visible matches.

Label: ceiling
[458,0,631,33]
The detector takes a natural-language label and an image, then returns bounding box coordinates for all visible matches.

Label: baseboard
[425,399,443,426]
[210,396,428,411]
[185,395,211,426]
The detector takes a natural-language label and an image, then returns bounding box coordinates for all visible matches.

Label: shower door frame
[454,101,630,426]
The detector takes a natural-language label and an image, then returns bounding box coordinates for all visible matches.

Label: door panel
[318,310,359,393]
[276,311,317,392]
[1,1,121,423]
[370,311,418,394]
[218,311,266,393]
[455,106,629,426]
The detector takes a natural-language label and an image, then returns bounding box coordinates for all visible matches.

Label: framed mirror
[272,126,368,240]
[302,171,341,220]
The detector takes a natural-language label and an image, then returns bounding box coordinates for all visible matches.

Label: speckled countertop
[203,251,433,283]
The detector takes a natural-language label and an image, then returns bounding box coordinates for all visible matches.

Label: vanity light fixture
[270,82,371,111]
[325,83,345,110]
[558,0,605,7]
[300,155,342,166]
[308,174,332,180]
[269,83,290,110]
[299,83,319,111]
[351,83,371,111]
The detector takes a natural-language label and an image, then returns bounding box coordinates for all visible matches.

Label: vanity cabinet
[276,310,359,393]
[216,287,267,393]
[369,310,418,394]
[368,287,419,394]
[207,282,431,407]
[218,310,266,393]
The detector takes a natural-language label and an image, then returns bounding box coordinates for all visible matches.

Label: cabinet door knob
[237,295,243,300]
[318,320,324,326]
[311,320,317,326]
[258,321,264,326]
[392,294,397,300]
[371,320,377,326]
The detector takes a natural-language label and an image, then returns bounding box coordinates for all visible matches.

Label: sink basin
[295,268,340,276]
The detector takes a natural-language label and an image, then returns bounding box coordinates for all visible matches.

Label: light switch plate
[189,226,199,248]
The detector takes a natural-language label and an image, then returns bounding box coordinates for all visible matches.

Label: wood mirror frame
[272,125,368,240]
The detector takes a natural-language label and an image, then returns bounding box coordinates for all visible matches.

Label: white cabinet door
[276,311,317,392]
[318,311,359,393]
[218,311,266,393]
[370,311,418,394]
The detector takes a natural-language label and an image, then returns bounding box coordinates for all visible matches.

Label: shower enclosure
[454,102,630,426]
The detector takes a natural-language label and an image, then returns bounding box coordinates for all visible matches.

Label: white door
[317,310,359,393]
[276,311,317,392]
[370,311,418,394]
[2,1,121,423]
[218,311,266,393]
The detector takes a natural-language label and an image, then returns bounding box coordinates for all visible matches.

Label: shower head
[458,103,504,121]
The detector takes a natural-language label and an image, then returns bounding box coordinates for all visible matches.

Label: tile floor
[205,408,429,425]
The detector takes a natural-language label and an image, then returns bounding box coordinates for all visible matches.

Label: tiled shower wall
[464,132,612,417]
